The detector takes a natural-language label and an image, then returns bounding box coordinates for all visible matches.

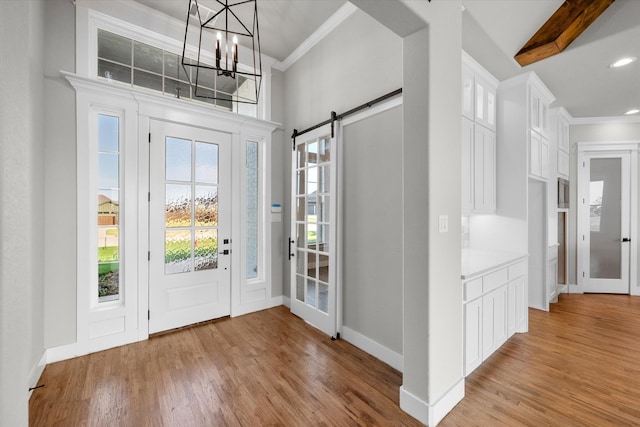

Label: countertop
[461,248,528,280]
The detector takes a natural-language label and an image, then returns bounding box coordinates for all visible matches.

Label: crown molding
[571,115,640,125]
[273,2,358,72]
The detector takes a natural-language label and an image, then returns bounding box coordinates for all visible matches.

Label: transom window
[97,29,257,117]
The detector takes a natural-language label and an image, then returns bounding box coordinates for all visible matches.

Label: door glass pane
[195,142,218,184]
[306,279,316,308]
[246,141,259,279]
[307,252,317,279]
[318,138,330,162]
[318,283,328,313]
[166,184,192,227]
[590,158,622,279]
[165,230,192,274]
[195,186,217,226]
[166,137,191,181]
[296,275,305,301]
[195,229,217,271]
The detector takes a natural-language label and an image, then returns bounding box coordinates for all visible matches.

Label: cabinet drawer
[508,260,527,279]
[484,268,508,292]
[464,278,483,302]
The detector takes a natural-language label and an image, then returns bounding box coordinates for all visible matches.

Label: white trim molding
[28,352,47,398]
[400,378,465,426]
[273,2,358,71]
[572,115,640,125]
[341,327,403,372]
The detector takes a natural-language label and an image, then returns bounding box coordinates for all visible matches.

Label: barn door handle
[622,238,631,242]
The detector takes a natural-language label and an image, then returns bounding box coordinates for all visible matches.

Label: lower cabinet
[463,259,528,376]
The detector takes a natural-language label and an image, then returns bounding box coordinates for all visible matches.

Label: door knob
[622,238,631,242]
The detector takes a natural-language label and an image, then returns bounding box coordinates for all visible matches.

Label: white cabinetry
[461,51,498,214]
[463,257,528,376]
[554,107,571,179]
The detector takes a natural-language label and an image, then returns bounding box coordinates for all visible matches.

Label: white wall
[569,121,640,287]
[43,0,77,348]
[0,0,46,425]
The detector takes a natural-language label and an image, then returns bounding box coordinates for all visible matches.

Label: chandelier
[182,0,262,105]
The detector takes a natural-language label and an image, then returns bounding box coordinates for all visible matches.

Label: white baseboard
[46,342,82,364]
[28,351,47,398]
[232,296,284,317]
[400,378,465,426]
[341,326,403,372]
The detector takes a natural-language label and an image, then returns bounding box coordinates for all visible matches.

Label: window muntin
[97,114,121,302]
[97,28,257,117]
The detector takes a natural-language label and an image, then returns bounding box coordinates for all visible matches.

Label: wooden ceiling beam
[515,0,615,67]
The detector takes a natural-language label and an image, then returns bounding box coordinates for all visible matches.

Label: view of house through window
[98,114,120,302]
[97,29,257,117]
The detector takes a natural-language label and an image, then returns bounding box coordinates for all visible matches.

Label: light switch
[438,215,449,233]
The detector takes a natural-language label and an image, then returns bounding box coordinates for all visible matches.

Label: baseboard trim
[28,351,47,398]
[341,326,403,372]
[46,342,82,364]
[400,377,465,426]
[232,296,284,317]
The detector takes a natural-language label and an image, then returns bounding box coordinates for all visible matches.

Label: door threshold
[149,315,231,338]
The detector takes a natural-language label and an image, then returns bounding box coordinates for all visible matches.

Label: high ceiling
[135,0,640,119]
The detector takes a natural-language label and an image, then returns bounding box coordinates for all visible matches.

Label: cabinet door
[461,118,474,213]
[475,76,497,131]
[558,150,569,178]
[530,130,542,178]
[559,120,570,152]
[462,65,475,120]
[539,101,549,136]
[474,125,496,213]
[482,285,508,359]
[530,91,541,132]
[508,275,527,334]
[541,136,550,179]
[464,298,483,375]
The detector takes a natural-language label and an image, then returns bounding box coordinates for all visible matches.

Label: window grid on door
[295,137,331,313]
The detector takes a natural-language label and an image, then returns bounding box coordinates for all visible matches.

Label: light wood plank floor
[31,294,640,426]
[29,306,422,426]
[441,293,640,426]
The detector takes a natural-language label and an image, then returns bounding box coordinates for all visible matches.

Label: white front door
[579,151,631,294]
[149,120,231,333]
[290,125,338,338]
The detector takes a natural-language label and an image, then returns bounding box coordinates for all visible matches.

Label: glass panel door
[149,120,231,333]
[581,152,630,294]
[290,125,337,337]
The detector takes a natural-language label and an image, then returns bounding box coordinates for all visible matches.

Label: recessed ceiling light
[624,109,640,115]
[610,57,637,68]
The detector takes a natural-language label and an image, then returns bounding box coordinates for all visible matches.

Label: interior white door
[149,120,231,333]
[290,125,338,338]
[580,152,631,294]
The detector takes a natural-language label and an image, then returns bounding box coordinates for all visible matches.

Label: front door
[149,120,231,333]
[290,125,338,338]
[579,151,631,294]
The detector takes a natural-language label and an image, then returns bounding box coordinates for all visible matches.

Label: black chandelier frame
[181,0,263,105]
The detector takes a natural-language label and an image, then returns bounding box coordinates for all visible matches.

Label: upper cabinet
[499,72,555,182]
[462,54,497,132]
[462,51,499,214]
[553,107,571,179]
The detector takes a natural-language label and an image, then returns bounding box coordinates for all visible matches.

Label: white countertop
[461,248,528,280]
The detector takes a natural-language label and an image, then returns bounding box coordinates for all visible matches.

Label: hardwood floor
[30,294,640,426]
[29,306,422,426]
[441,293,640,426]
